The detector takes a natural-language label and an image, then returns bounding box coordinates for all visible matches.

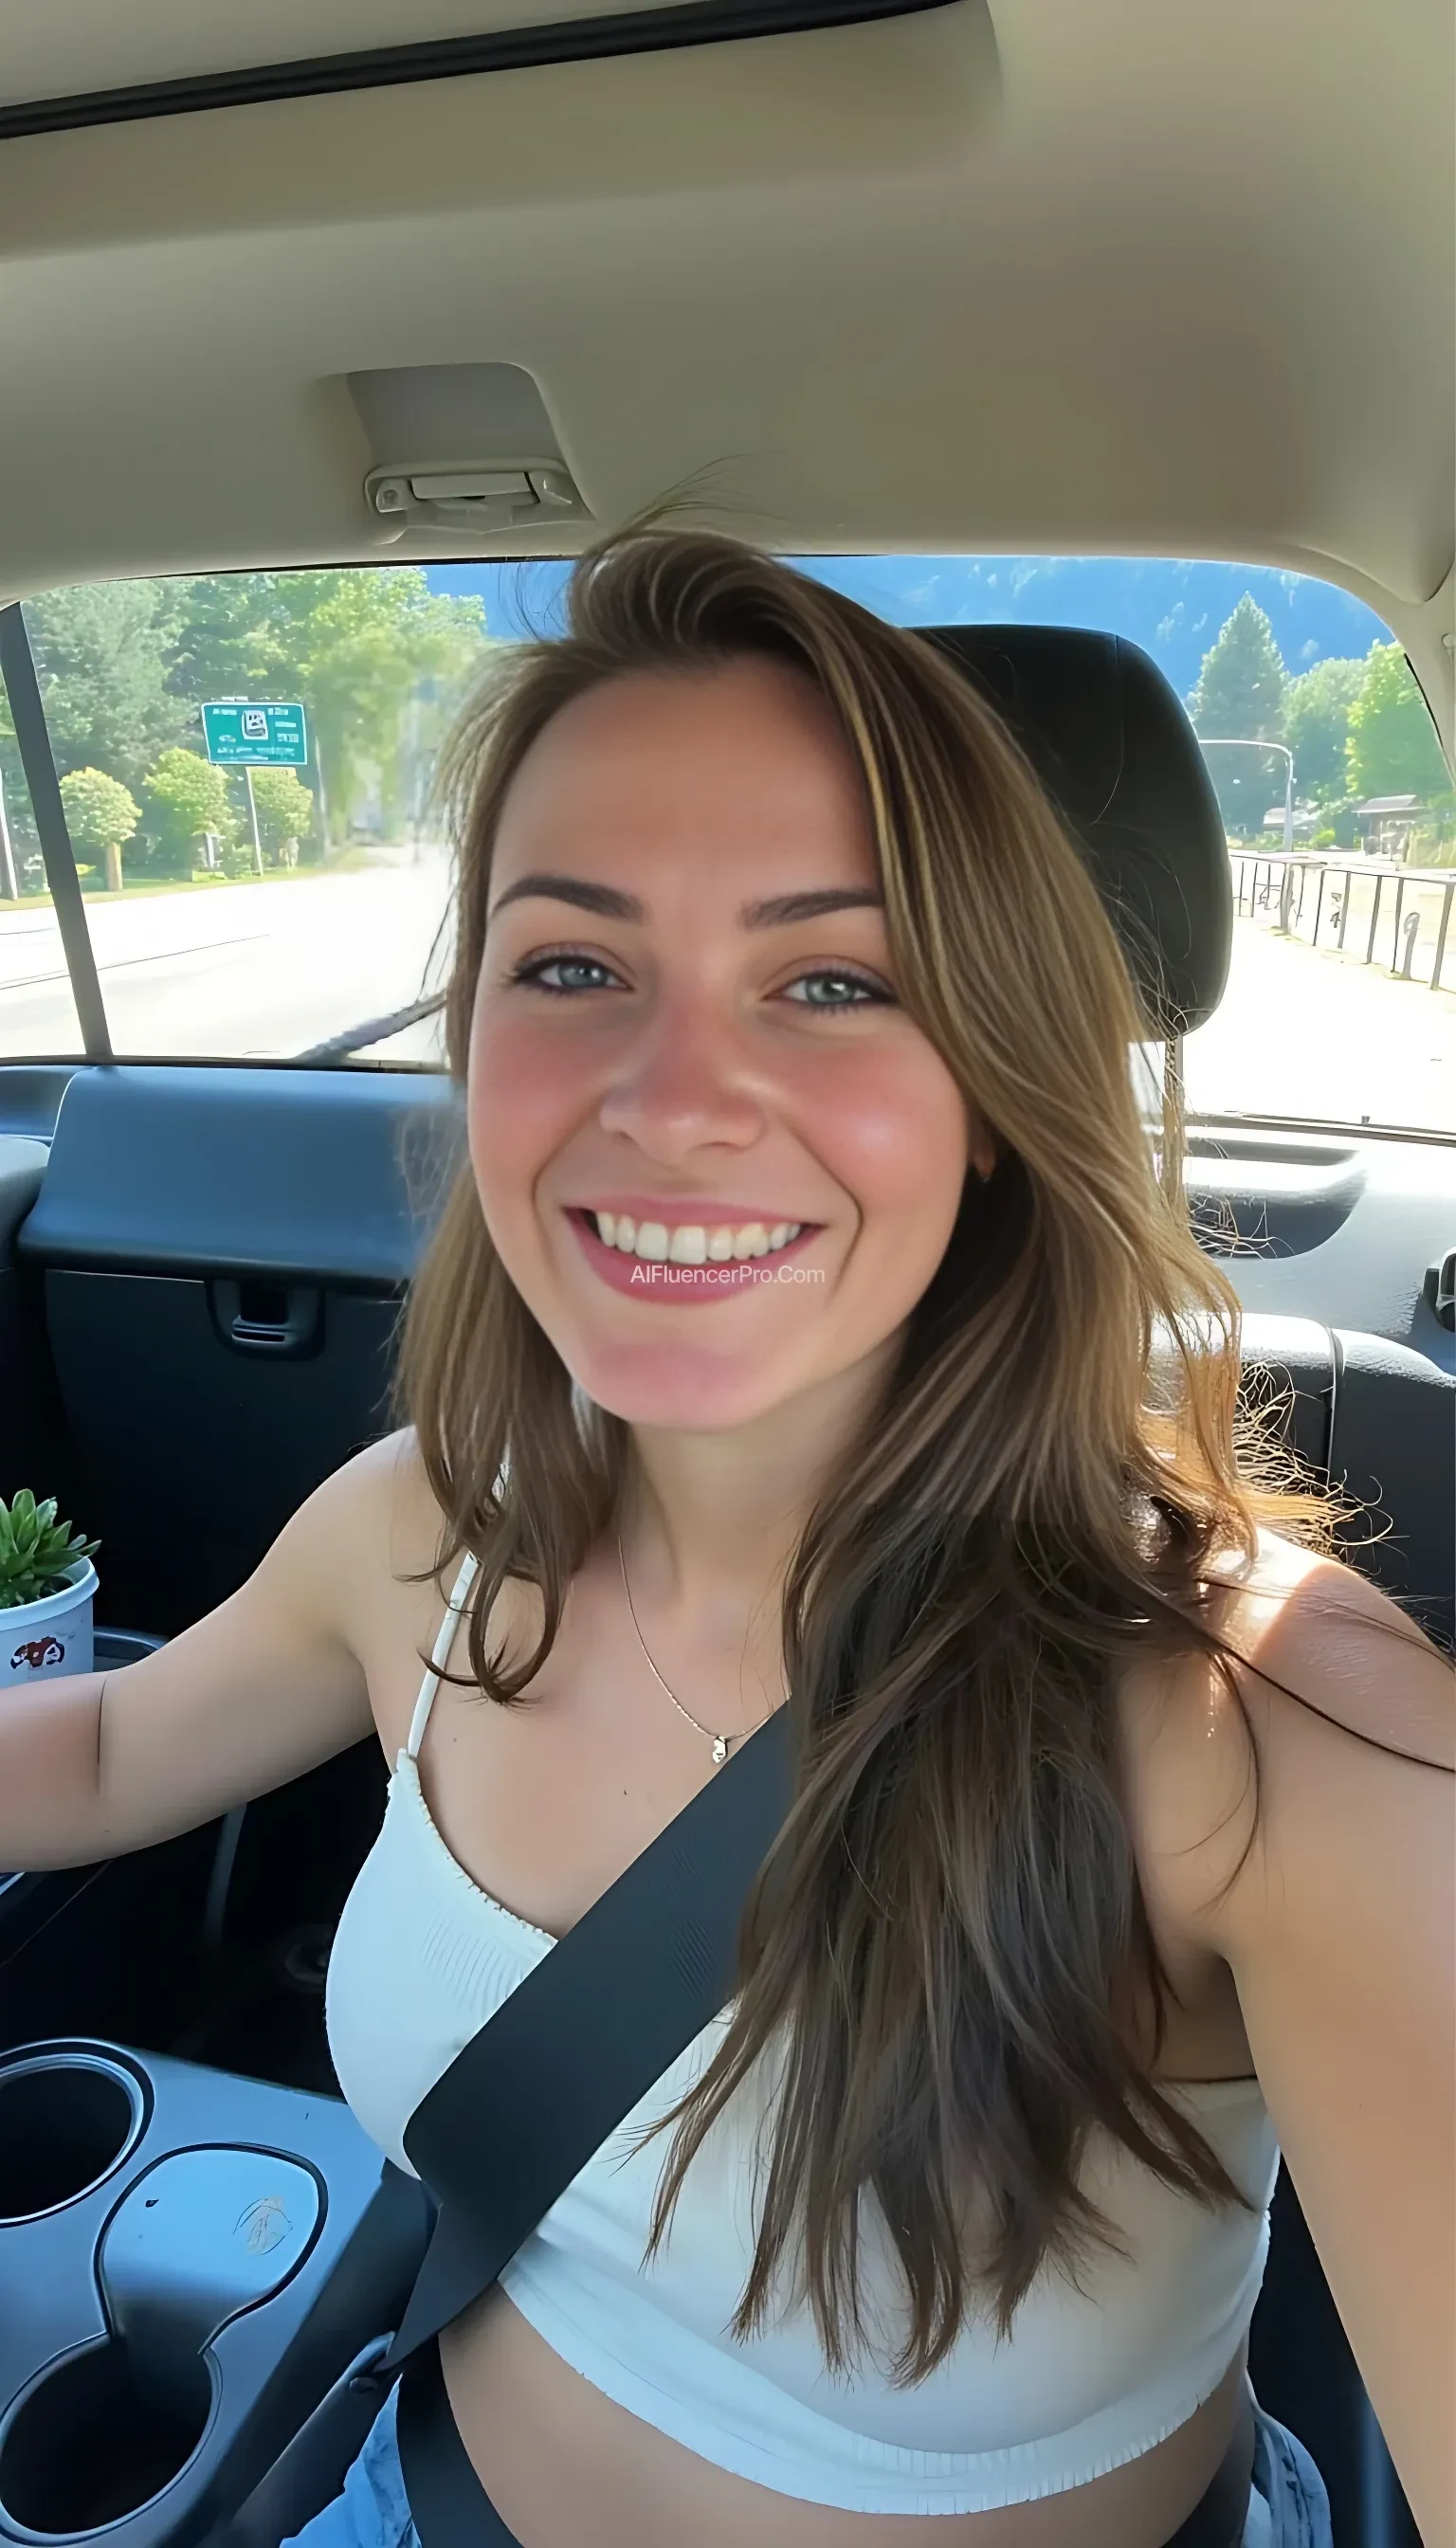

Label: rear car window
[2,555,1451,1131]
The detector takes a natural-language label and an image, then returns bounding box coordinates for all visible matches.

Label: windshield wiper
[295,991,446,1065]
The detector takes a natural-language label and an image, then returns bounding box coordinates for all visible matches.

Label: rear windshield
[2,555,1451,1134]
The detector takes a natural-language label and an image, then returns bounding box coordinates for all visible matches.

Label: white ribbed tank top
[325,1552,1280,2517]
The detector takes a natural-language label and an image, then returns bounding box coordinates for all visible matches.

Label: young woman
[4,533,1450,2548]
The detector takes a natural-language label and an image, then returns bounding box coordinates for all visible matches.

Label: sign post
[201,702,309,880]
[243,768,264,877]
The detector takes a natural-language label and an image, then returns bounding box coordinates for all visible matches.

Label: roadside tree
[59,768,140,892]
[1187,595,1288,838]
[138,748,233,879]
[1346,645,1454,807]
[26,584,187,795]
[266,570,487,841]
[1284,658,1366,804]
[247,767,315,866]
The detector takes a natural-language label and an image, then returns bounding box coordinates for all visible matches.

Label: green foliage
[22,566,490,851]
[136,748,233,878]
[0,684,38,872]
[58,767,140,858]
[162,573,282,708]
[247,765,315,851]
[1283,658,1366,802]
[143,746,232,840]
[1187,596,1289,838]
[1345,644,1455,806]
[0,1489,100,1611]
[26,584,188,795]
[1308,792,1361,850]
[261,570,487,841]
[217,830,263,880]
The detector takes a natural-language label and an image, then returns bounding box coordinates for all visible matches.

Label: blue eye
[783,970,890,1011]
[507,956,890,1010]
[510,953,619,995]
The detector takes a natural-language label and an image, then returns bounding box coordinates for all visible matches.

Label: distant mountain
[426,555,1392,699]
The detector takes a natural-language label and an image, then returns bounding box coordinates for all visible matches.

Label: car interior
[0,5,1451,2545]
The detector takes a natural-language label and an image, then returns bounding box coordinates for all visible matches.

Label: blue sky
[426,554,1392,701]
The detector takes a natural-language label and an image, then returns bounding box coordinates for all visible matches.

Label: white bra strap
[406,1549,482,1759]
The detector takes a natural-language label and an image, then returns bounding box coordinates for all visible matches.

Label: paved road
[1183,917,1456,1133]
[2,852,1453,1133]
[0,848,455,1065]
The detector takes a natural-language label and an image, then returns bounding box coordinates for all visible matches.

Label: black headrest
[920,625,1231,1036]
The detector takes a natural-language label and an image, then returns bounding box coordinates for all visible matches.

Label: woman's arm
[0,1432,413,1870]
[1191,1547,1455,2548]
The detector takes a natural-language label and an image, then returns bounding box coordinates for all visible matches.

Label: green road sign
[201,701,308,767]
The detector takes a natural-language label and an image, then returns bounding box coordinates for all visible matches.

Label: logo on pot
[9,1636,65,1672]
[235,2193,293,2254]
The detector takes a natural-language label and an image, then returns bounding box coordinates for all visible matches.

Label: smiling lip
[570,1197,816,1225]
[567,1209,817,1303]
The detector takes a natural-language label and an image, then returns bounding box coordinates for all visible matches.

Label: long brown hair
[392,527,1336,2379]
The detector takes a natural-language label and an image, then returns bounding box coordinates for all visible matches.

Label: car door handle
[209,1279,323,1357]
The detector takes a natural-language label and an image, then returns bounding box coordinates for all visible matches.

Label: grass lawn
[4,846,385,910]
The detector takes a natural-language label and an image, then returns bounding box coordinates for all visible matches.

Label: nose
[596,983,766,1161]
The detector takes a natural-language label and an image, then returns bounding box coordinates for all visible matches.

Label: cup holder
[0,2049,145,2225]
[0,2339,213,2532]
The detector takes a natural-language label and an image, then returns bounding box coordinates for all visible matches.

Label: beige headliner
[1,0,1451,749]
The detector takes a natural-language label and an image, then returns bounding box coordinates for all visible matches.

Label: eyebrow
[487,873,884,928]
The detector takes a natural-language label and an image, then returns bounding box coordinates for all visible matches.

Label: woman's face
[467,659,990,1431]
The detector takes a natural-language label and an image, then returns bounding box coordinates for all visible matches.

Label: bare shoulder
[292,1425,453,1655]
[302,1426,546,1752]
[1205,1528,1453,1772]
[1118,1529,1454,1959]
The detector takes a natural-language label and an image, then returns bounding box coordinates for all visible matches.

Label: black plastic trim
[0,0,954,140]
[0,610,111,1063]
[1191,1109,1456,1153]
[17,1065,460,1289]
[1329,1328,1455,1650]
[1185,1134,1368,1259]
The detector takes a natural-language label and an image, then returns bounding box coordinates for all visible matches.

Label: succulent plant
[0,1491,100,1611]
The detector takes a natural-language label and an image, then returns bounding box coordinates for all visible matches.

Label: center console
[0,2039,428,2545]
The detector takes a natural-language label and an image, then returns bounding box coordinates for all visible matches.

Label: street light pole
[1199,737,1295,856]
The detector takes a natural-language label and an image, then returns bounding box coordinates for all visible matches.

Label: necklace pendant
[712,1735,728,1765]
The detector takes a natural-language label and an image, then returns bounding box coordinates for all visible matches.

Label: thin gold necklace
[617,1534,773,1767]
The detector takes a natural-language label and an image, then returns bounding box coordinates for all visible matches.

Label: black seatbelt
[382,1700,793,2377]
[371,1693,1253,2548]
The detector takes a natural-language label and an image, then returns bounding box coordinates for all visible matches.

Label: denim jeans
[279,2375,1336,2548]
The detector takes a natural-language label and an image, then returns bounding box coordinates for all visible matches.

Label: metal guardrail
[1230,849,1456,992]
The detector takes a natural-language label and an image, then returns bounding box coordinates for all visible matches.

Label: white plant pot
[0,1558,98,1689]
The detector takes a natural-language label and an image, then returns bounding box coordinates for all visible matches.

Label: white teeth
[590,1213,805,1263]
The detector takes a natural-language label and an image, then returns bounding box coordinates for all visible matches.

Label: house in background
[1259,803,1321,842]
[1356,794,1427,859]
